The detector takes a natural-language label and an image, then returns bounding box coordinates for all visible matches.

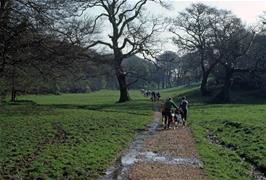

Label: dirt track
[101,106,204,180]
[126,126,204,180]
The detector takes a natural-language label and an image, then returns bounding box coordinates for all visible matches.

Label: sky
[146,0,266,52]
[88,0,266,53]
[148,0,265,24]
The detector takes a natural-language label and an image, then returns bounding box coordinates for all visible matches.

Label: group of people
[140,88,188,129]
[140,89,161,102]
[161,96,188,129]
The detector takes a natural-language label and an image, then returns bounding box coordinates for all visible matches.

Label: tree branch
[117,0,147,37]
[86,40,113,49]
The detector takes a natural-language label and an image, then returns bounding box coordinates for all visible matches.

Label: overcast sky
[146,0,266,52]
[148,0,265,24]
[88,0,266,53]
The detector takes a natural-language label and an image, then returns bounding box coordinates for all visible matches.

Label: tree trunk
[199,49,209,96]
[115,66,130,103]
[221,69,233,102]
[11,75,16,102]
[214,69,233,103]
[200,71,209,96]
[11,64,16,102]
[11,88,16,102]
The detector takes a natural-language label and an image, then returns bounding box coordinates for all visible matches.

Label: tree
[170,3,220,96]
[122,55,153,89]
[0,0,58,76]
[260,11,266,24]
[180,52,202,84]
[0,0,97,101]
[210,11,255,102]
[0,32,88,101]
[242,34,266,89]
[71,0,166,102]
[156,51,181,88]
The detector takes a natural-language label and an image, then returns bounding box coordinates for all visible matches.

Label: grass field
[175,88,266,180]
[0,90,154,179]
[1,87,266,180]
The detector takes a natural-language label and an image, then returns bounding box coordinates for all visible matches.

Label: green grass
[1,86,266,180]
[0,90,153,180]
[174,88,266,180]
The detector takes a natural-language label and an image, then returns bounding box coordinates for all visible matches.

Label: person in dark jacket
[179,96,188,126]
[156,92,161,101]
[163,97,178,129]
[151,91,156,101]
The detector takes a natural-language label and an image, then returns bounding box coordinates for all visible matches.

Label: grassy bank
[174,88,266,180]
[1,90,153,179]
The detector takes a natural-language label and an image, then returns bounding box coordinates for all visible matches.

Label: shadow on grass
[0,101,56,116]
[175,88,266,105]
[1,97,154,117]
[37,99,153,116]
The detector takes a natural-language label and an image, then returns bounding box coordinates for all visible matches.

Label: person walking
[179,96,188,126]
[156,91,161,101]
[151,91,156,102]
[164,97,178,129]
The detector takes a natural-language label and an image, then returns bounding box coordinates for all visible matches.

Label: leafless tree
[211,11,255,102]
[170,3,220,96]
[259,11,266,34]
[0,0,93,101]
[70,0,167,102]
[0,0,89,75]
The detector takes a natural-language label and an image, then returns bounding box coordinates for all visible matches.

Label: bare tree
[211,11,255,102]
[259,11,266,34]
[0,0,86,75]
[260,11,266,23]
[0,0,93,101]
[70,0,167,102]
[170,3,221,96]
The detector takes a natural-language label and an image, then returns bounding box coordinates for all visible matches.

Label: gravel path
[101,105,204,180]
[129,162,203,180]
[126,125,204,180]
[144,127,200,158]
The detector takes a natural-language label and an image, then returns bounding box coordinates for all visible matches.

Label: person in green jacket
[163,97,178,129]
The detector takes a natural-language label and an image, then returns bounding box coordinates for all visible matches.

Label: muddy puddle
[138,151,203,167]
[100,114,161,180]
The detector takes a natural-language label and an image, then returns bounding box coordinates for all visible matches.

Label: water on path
[101,102,203,179]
